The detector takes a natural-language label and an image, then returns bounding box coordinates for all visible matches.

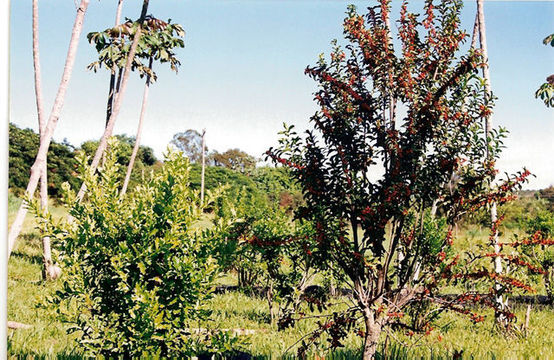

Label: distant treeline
[8,123,303,211]
[8,122,553,223]
[9,123,157,198]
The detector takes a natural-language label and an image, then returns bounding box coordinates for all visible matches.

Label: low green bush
[31,141,240,358]
[524,209,554,303]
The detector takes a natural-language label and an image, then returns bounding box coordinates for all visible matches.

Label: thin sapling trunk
[201,129,206,204]
[476,0,506,319]
[121,57,153,196]
[32,0,60,280]
[8,0,90,257]
[105,0,125,127]
[76,0,149,202]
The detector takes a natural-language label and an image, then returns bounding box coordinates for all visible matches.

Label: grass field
[7,194,554,359]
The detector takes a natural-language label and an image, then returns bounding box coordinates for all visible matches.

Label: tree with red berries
[268,1,545,358]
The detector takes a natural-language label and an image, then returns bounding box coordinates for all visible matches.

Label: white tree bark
[471,13,479,50]
[76,0,149,202]
[200,129,206,204]
[32,0,56,280]
[476,0,506,315]
[121,58,152,196]
[8,0,90,258]
[115,0,124,25]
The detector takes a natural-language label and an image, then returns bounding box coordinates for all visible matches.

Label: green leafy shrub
[212,185,277,287]
[538,186,554,212]
[80,134,158,192]
[188,163,304,213]
[33,142,236,358]
[252,166,304,213]
[467,196,549,230]
[189,164,263,211]
[213,186,325,325]
[523,210,554,303]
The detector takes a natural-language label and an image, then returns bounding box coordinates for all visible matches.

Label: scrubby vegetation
[8,139,554,358]
[8,188,554,359]
[7,0,554,358]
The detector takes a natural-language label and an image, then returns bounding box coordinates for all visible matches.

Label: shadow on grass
[10,250,43,266]
[8,343,473,359]
[206,344,472,359]
[7,350,82,360]
[10,233,44,265]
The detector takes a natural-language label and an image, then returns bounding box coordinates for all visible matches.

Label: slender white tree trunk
[76,0,149,202]
[105,0,125,127]
[200,129,206,204]
[471,13,479,50]
[32,0,45,148]
[32,0,57,280]
[121,58,152,196]
[476,0,505,316]
[115,0,124,25]
[8,0,90,258]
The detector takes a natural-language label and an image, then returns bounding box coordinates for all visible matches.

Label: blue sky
[9,0,554,189]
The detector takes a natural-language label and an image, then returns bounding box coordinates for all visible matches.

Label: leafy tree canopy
[170,129,206,163]
[535,33,554,107]
[87,16,185,81]
[209,148,257,173]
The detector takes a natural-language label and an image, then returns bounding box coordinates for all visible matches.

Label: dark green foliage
[9,123,79,198]
[467,196,549,230]
[252,167,304,213]
[139,145,157,166]
[525,210,554,239]
[523,210,554,303]
[80,134,157,166]
[188,163,304,215]
[189,164,257,195]
[32,142,236,358]
[251,167,297,192]
[8,124,158,199]
[80,134,158,191]
[539,186,554,212]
